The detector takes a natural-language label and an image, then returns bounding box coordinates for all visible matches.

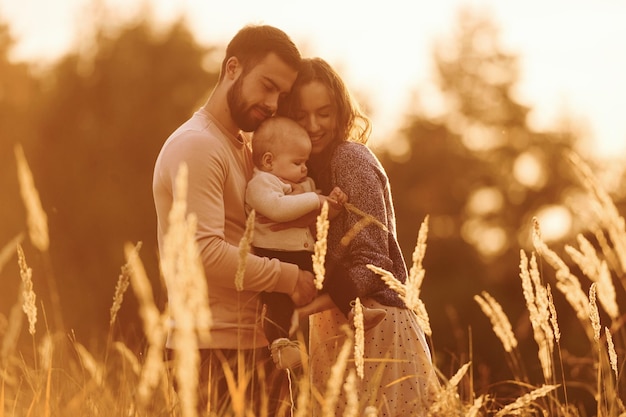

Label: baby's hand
[328,187,348,205]
[320,188,347,220]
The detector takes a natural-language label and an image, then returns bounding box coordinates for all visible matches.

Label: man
[152,24,316,415]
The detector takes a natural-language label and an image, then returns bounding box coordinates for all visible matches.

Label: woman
[278,58,440,416]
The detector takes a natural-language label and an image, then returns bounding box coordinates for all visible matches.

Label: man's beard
[227,76,270,132]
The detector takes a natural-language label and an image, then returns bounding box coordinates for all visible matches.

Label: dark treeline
[1,6,625,409]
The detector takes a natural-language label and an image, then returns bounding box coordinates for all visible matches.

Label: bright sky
[2,0,625,160]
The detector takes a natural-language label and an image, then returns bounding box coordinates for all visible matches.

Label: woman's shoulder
[333,142,382,169]
[334,141,375,160]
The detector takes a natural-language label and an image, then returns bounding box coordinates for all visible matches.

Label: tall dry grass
[1,148,625,416]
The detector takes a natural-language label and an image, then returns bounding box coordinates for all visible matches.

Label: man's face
[228,53,298,132]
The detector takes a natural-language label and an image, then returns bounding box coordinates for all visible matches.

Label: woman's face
[293,81,337,155]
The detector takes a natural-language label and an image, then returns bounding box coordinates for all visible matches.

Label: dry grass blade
[14,144,49,252]
[353,298,365,379]
[588,283,601,342]
[340,203,388,248]
[342,370,359,417]
[368,264,432,336]
[124,242,167,407]
[466,395,486,417]
[408,215,429,289]
[17,244,37,336]
[494,384,558,416]
[322,327,353,417]
[474,292,517,353]
[161,162,213,417]
[235,209,255,291]
[519,250,554,380]
[532,218,592,340]
[428,362,469,415]
[110,242,141,327]
[74,342,104,387]
[0,233,24,276]
[368,264,405,296]
[566,151,626,275]
[565,235,619,321]
[313,201,329,290]
[0,297,23,367]
[605,327,618,381]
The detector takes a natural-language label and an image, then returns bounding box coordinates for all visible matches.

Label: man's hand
[290,270,316,306]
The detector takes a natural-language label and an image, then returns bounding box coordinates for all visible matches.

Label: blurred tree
[379,7,591,392]
[27,14,219,348]
[0,20,42,323]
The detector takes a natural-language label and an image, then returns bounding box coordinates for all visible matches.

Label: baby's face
[271,133,311,184]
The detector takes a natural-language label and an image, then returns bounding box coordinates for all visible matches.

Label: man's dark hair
[220,25,301,80]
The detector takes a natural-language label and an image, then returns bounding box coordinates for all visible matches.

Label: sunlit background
[2,0,626,158]
[2,1,626,406]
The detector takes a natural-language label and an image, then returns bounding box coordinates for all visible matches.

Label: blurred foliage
[1,6,625,409]
[1,13,219,348]
[378,8,626,405]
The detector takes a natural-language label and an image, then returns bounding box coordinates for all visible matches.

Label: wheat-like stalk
[605,327,618,381]
[494,384,558,416]
[17,244,37,336]
[369,264,405,295]
[74,342,104,386]
[474,292,517,353]
[113,341,142,377]
[466,395,486,417]
[532,218,592,337]
[353,298,365,379]
[0,234,24,276]
[14,144,49,252]
[313,201,329,290]
[588,283,601,342]
[408,215,429,290]
[595,261,619,321]
[519,250,554,381]
[367,217,433,338]
[591,227,622,276]
[546,284,560,343]
[38,333,53,372]
[160,162,213,417]
[368,264,432,336]
[235,209,255,291]
[110,242,141,327]
[342,369,359,417]
[124,242,168,407]
[566,151,626,275]
[565,235,619,321]
[448,361,470,389]
[293,362,312,417]
[339,203,388,248]
[322,326,353,417]
[0,296,23,367]
[428,362,469,415]
[403,217,430,332]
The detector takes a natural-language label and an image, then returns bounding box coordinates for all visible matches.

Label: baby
[245,116,385,369]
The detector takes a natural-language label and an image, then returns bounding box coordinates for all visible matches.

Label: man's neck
[202,89,239,137]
